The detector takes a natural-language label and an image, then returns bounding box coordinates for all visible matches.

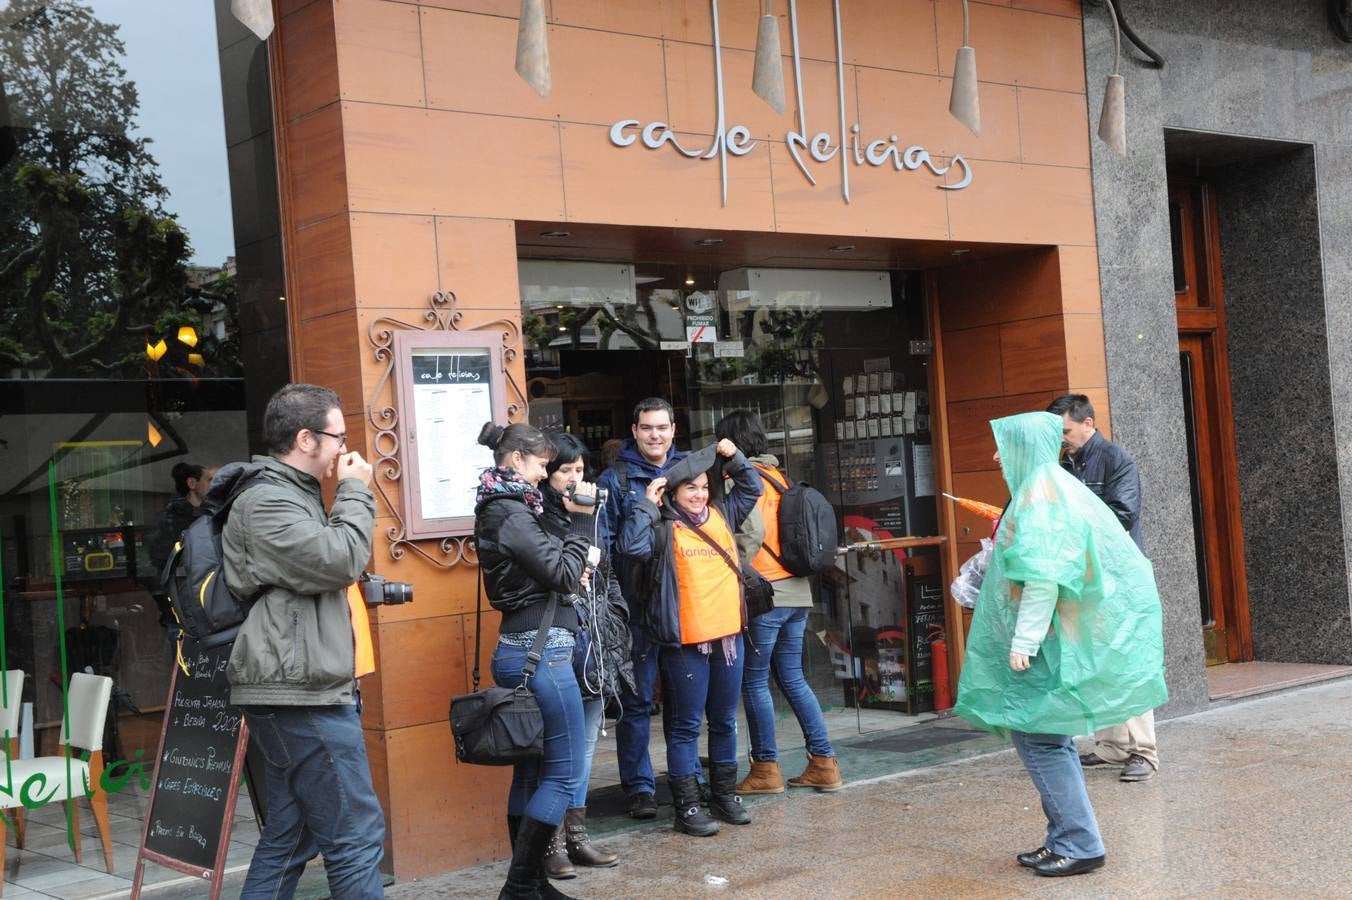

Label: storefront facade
[15,0,1351,889]
[260,0,1106,877]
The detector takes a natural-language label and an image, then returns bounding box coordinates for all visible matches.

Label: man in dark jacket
[595,397,687,819]
[222,383,384,898]
[1047,394,1158,782]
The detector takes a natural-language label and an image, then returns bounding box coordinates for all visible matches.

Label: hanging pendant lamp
[1098,0,1127,156]
[515,0,552,97]
[948,0,981,135]
[752,1,786,114]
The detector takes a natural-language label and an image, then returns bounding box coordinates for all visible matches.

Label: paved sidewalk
[388,676,1352,899]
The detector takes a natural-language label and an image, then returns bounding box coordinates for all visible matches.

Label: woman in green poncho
[955,412,1167,878]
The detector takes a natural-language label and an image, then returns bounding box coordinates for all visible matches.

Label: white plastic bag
[950,538,992,609]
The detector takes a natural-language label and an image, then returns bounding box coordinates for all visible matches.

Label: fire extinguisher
[929,624,953,711]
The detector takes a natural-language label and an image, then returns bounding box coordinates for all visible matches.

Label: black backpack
[759,470,838,577]
[161,462,264,648]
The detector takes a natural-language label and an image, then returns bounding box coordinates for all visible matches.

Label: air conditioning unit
[518,260,637,307]
[718,268,892,310]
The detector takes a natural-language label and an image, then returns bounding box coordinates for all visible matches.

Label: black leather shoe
[1016,846,1053,868]
[628,791,657,820]
[1031,853,1105,877]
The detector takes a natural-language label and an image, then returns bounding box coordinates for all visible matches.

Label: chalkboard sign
[131,639,250,898]
[905,564,946,715]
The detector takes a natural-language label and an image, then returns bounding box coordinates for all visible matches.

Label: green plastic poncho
[955,412,1168,737]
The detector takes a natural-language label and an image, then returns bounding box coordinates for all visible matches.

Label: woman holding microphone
[474,422,597,900]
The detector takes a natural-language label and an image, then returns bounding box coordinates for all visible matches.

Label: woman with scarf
[537,432,635,880]
[618,439,761,837]
[474,422,596,900]
[955,412,1167,878]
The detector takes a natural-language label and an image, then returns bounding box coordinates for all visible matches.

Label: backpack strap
[753,467,791,570]
[612,459,629,494]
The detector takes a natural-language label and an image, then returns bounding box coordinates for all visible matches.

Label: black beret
[662,444,719,489]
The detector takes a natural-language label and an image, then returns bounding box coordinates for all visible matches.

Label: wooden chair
[1,672,115,878]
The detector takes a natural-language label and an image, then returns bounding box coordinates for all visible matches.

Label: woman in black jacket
[474,422,596,900]
[537,432,635,880]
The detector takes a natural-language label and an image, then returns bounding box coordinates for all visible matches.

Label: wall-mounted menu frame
[392,331,507,538]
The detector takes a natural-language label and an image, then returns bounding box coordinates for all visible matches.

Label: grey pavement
[387,676,1352,899]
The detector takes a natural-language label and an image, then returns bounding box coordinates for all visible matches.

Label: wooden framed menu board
[131,639,250,899]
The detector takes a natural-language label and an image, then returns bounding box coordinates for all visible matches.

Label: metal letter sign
[608,0,974,206]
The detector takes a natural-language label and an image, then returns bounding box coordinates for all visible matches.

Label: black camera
[358,572,413,606]
[566,484,609,508]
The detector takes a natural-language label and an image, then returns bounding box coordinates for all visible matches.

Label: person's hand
[571,480,597,502]
[580,566,593,590]
[715,438,737,459]
[336,451,373,487]
[1009,651,1030,672]
[563,491,595,516]
[645,477,667,505]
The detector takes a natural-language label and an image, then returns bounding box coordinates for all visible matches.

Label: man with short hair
[1046,394,1157,783]
[596,397,687,819]
[224,383,385,898]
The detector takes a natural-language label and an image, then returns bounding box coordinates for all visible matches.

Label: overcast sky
[92,0,235,267]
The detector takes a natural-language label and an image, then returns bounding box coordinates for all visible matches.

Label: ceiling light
[951,248,971,256]
[827,244,856,253]
[558,326,568,331]
[539,230,571,239]
[684,275,696,286]
[695,238,724,246]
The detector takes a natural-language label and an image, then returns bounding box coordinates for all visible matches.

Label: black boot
[709,764,752,825]
[669,774,719,837]
[507,815,522,848]
[499,816,552,899]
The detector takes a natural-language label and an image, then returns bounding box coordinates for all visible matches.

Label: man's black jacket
[1064,430,1144,551]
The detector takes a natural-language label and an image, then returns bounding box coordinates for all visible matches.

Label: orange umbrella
[942,492,1003,521]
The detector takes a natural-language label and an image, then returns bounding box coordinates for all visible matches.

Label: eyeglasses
[313,429,347,446]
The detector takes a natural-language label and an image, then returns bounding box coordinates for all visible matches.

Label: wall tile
[855,68,1021,164]
[336,0,427,107]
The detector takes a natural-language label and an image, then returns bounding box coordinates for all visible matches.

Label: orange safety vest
[751,464,794,583]
[671,510,743,644]
[346,583,376,678]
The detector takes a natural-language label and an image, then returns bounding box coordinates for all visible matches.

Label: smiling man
[596,397,687,820]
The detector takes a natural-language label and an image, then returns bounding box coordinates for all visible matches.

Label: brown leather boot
[787,753,843,792]
[542,822,575,880]
[564,807,618,867]
[735,760,785,795]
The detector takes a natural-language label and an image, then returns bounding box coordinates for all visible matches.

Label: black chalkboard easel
[130,639,250,899]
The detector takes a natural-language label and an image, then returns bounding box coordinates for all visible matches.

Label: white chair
[0,672,114,876]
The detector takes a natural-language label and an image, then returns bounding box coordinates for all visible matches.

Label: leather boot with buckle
[708,764,751,825]
[736,759,785,794]
[669,774,719,837]
[542,823,575,880]
[787,753,843,791]
[564,807,618,867]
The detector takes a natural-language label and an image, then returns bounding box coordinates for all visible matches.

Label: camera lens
[382,581,413,604]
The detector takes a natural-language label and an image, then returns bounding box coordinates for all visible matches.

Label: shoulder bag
[684,514,776,620]
[449,574,556,766]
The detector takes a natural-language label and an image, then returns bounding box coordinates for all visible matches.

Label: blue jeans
[1011,731,1106,859]
[240,704,385,900]
[572,697,604,807]
[491,641,586,825]
[660,638,744,779]
[616,623,661,796]
[742,606,834,761]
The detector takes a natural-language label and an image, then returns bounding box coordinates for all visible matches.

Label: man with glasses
[223,383,385,898]
[597,397,687,819]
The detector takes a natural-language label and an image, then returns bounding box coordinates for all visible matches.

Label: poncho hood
[992,412,1063,496]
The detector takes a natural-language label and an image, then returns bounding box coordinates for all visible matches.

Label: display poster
[410,350,495,520]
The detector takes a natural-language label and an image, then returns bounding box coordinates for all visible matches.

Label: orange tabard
[346,583,376,678]
[751,465,794,583]
[672,511,743,644]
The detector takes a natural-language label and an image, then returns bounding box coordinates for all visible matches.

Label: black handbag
[684,515,776,620]
[449,575,557,766]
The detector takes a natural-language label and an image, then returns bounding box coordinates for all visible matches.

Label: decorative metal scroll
[365,290,527,567]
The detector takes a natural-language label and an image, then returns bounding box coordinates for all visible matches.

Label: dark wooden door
[1170,179,1251,664]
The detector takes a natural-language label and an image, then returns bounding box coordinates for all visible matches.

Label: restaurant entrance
[518,249,947,745]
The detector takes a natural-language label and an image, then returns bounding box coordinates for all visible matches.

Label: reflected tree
[0,0,236,376]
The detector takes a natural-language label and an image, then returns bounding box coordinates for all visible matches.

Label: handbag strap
[473,569,483,691]
[682,515,743,580]
[522,594,559,685]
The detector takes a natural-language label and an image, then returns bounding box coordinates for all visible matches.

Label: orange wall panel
[278,0,339,120]
[1017,87,1092,169]
[945,161,1095,246]
[369,615,467,729]
[855,68,1021,165]
[937,247,1061,331]
[286,104,349,227]
[289,215,356,320]
[1057,243,1104,316]
[335,0,428,107]
[350,213,441,308]
[435,217,521,301]
[420,10,667,125]
[999,316,1068,395]
[1063,314,1109,389]
[942,325,1004,403]
[937,2,1087,93]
